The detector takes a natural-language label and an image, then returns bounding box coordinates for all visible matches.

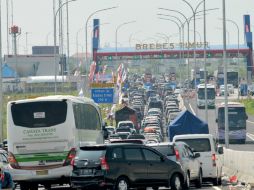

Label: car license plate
[36,170,48,175]
[80,169,93,175]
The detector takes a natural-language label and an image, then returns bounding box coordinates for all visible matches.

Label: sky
[1,0,254,56]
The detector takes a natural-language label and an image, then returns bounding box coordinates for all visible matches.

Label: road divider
[223,148,254,186]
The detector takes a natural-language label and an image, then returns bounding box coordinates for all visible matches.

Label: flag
[96,71,100,83]
[116,63,123,87]
[88,61,96,82]
[111,71,115,83]
[102,65,108,75]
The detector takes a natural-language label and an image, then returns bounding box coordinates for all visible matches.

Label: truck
[168,110,209,141]
[115,105,139,132]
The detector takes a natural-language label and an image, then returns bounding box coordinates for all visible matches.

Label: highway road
[184,89,254,151]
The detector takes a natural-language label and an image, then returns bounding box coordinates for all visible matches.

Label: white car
[117,121,136,134]
[173,134,224,186]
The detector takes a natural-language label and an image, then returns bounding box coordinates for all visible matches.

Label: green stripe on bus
[15,152,69,162]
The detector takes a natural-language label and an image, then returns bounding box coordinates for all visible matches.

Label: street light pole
[115,21,136,62]
[54,0,76,94]
[158,18,183,88]
[227,19,240,100]
[85,6,117,74]
[66,0,70,76]
[222,0,229,148]
[203,0,208,123]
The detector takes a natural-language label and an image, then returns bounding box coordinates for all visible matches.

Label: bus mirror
[215,119,218,123]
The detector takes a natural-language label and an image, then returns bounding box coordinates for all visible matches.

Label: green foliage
[239,98,254,115]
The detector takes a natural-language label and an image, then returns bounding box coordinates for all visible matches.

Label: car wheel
[195,169,202,188]
[184,172,190,189]
[170,174,183,190]
[115,177,129,190]
[213,169,222,186]
[152,187,159,190]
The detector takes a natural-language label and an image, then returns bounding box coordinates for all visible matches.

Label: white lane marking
[213,186,222,190]
[247,120,254,124]
[247,133,254,141]
[189,103,196,115]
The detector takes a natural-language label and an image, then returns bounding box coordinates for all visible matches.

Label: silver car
[148,142,203,189]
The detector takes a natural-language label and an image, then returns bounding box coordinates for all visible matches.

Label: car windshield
[175,138,211,152]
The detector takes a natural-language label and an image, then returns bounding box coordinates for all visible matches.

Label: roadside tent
[168,110,209,141]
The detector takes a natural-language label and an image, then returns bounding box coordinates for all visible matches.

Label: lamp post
[182,0,205,89]
[222,0,229,148]
[115,21,136,61]
[158,9,191,92]
[158,17,183,87]
[54,0,76,94]
[85,6,117,74]
[227,19,240,100]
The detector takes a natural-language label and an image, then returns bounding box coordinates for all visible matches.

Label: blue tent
[168,110,209,141]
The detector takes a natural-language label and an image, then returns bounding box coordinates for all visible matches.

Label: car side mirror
[246,115,248,120]
[217,146,224,154]
[194,153,200,158]
[215,119,218,123]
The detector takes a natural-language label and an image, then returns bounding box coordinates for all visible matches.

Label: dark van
[71,143,185,190]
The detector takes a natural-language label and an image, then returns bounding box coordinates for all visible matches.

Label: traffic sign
[91,88,114,103]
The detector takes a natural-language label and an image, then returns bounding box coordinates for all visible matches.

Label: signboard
[91,88,114,103]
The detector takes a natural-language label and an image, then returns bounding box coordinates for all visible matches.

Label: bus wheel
[30,183,38,190]
[20,183,29,190]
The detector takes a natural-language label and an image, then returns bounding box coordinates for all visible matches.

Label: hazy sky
[2,0,254,55]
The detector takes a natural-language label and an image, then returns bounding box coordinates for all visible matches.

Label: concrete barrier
[223,148,254,186]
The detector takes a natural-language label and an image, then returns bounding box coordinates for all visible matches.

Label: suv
[148,142,203,189]
[71,144,185,190]
[173,134,224,186]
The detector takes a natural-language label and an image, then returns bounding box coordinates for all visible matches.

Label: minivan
[173,134,224,186]
[71,143,185,190]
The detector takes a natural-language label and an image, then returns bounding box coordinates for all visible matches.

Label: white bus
[7,95,106,189]
[197,84,216,108]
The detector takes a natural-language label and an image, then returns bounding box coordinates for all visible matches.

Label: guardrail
[223,148,254,186]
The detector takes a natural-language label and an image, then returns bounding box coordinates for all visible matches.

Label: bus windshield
[198,88,216,99]
[218,107,246,129]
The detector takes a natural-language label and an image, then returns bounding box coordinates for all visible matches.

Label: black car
[71,143,185,190]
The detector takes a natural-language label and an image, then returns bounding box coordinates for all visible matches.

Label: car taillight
[175,149,180,161]
[100,157,109,171]
[63,148,76,166]
[212,153,216,167]
[8,152,20,169]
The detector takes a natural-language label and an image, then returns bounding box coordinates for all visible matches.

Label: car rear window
[78,147,106,161]
[151,145,175,156]
[175,138,211,152]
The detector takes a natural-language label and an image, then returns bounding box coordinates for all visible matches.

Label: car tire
[114,177,130,190]
[195,169,202,188]
[184,172,190,189]
[170,174,183,190]
[213,169,222,186]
